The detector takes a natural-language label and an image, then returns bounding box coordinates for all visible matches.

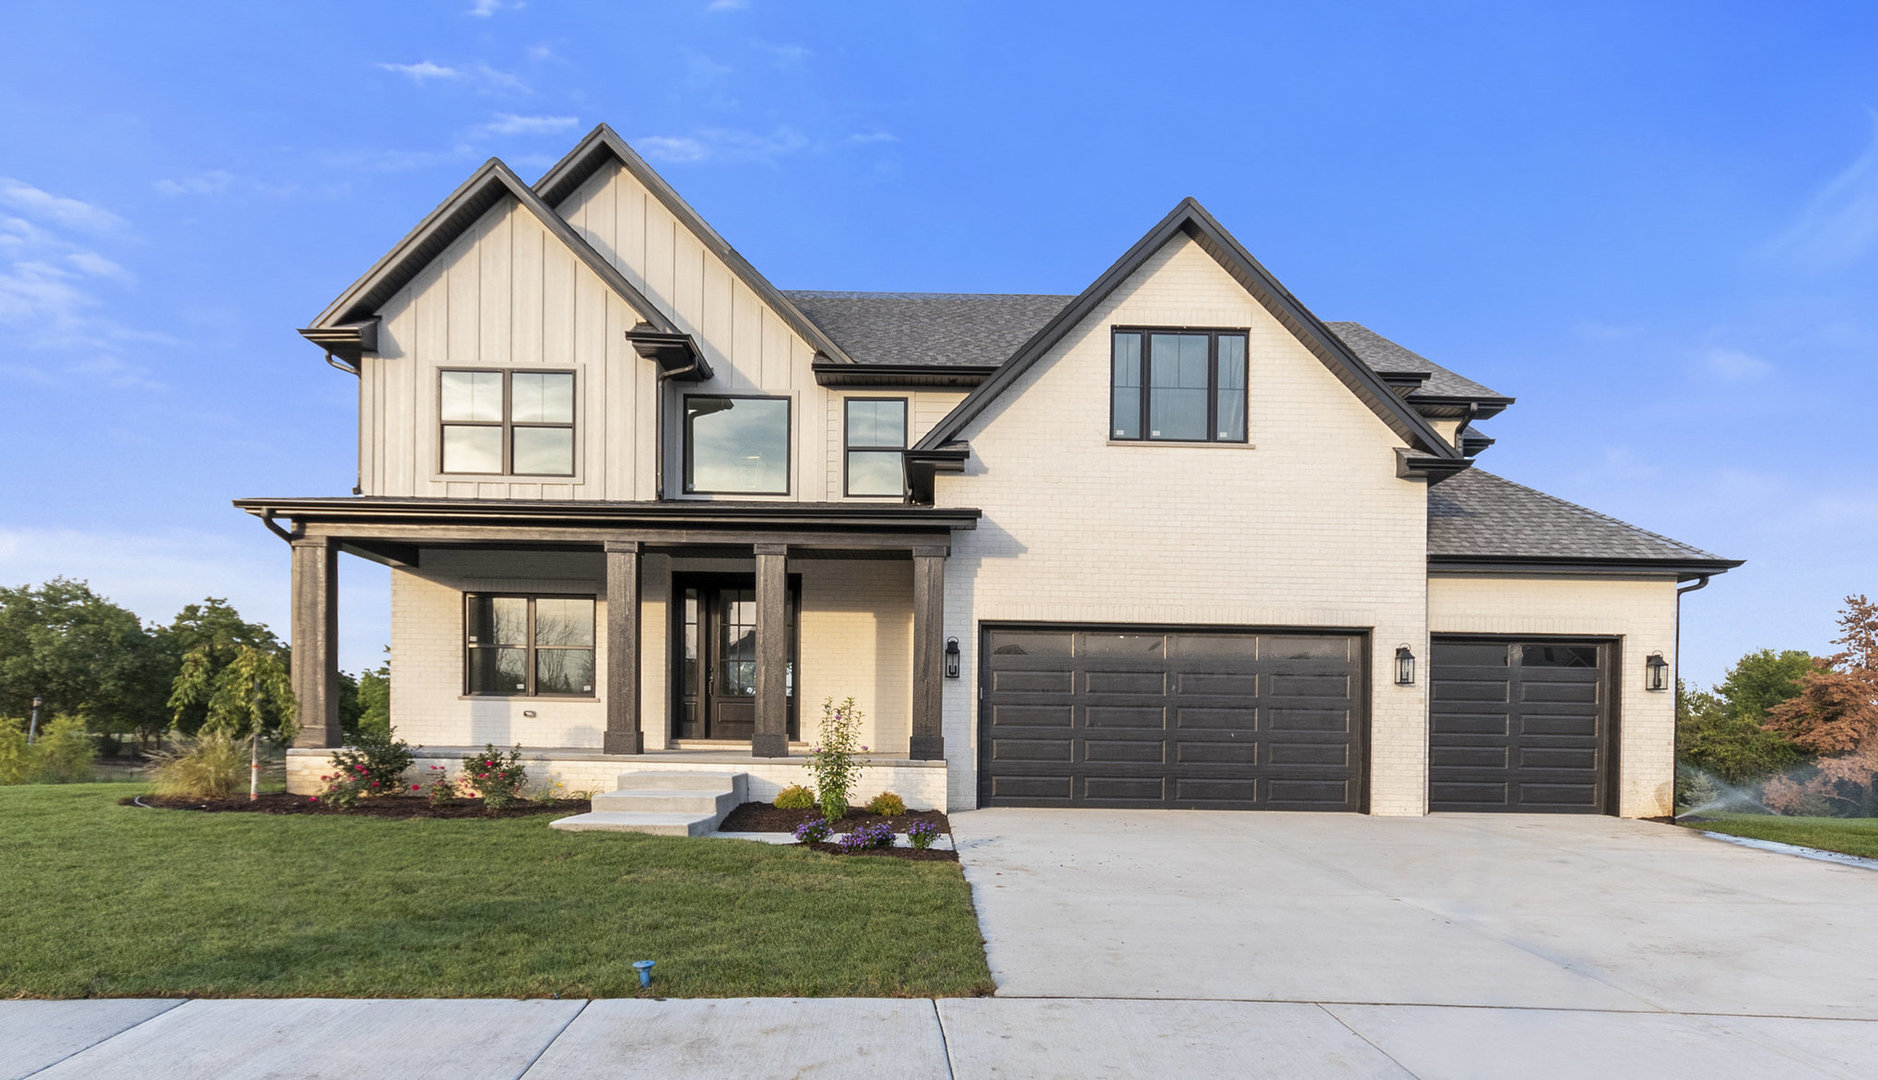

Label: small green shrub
[865,791,906,817]
[422,764,458,807]
[327,735,417,795]
[148,732,251,799]
[461,744,527,810]
[804,696,867,821]
[774,784,815,810]
[0,718,31,785]
[30,716,97,783]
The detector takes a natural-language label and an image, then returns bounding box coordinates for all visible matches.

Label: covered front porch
[239,497,977,803]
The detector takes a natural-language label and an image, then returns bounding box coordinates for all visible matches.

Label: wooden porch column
[752,543,790,758]
[603,540,643,755]
[910,545,947,760]
[289,536,340,748]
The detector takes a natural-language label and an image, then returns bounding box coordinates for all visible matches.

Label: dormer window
[439,369,575,475]
[684,395,791,495]
[1110,329,1248,443]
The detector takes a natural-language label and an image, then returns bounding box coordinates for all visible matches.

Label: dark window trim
[842,396,908,498]
[682,393,793,496]
[1109,327,1250,444]
[438,367,577,477]
[463,591,597,698]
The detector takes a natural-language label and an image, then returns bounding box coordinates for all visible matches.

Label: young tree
[0,579,171,742]
[1763,595,1878,815]
[352,663,391,742]
[169,643,297,800]
[1676,649,1813,784]
[155,599,285,736]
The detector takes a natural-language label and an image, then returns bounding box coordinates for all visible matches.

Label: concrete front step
[548,811,721,837]
[614,771,744,791]
[591,788,741,816]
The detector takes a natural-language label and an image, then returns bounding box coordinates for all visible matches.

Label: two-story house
[243,124,1738,817]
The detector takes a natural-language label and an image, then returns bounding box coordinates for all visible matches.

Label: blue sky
[2,0,1875,684]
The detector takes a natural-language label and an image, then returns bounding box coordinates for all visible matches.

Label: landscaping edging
[124,794,590,819]
[718,801,959,861]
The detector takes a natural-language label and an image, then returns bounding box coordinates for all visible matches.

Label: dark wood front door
[673,574,798,741]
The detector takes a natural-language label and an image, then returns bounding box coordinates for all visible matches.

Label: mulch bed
[719,801,958,861]
[123,793,589,819]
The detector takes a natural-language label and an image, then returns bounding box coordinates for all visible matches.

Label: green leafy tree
[169,643,298,744]
[0,578,171,741]
[351,663,391,742]
[155,599,285,736]
[1677,649,1814,784]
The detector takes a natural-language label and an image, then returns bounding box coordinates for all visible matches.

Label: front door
[674,575,798,741]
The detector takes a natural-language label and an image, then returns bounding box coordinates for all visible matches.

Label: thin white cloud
[154,171,234,197]
[476,113,579,137]
[755,40,812,63]
[467,0,524,15]
[0,178,127,234]
[1700,347,1774,383]
[378,59,461,82]
[706,0,750,11]
[845,131,898,145]
[377,59,527,92]
[525,43,557,62]
[64,251,133,282]
[1770,109,1878,270]
[634,126,810,165]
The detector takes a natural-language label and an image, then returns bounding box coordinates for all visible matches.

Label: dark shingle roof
[1324,322,1508,402]
[782,291,1073,368]
[1430,469,1730,565]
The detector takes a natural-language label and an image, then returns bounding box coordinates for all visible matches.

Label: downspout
[260,510,296,544]
[1670,574,1712,817]
[652,355,706,501]
[323,351,363,492]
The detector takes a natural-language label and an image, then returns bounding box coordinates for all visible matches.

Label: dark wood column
[603,540,643,755]
[752,543,790,758]
[910,545,947,760]
[289,536,341,748]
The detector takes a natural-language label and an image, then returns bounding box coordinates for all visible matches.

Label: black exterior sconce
[1645,651,1669,692]
[1394,645,1416,686]
[944,637,961,679]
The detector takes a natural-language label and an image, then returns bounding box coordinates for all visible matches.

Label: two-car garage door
[978,626,1366,811]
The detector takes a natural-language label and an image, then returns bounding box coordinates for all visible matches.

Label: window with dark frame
[439,369,575,476]
[683,395,791,495]
[1109,329,1248,443]
[464,594,596,697]
[844,397,906,497]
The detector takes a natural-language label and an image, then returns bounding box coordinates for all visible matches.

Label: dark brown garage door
[978,626,1366,811]
[1429,638,1616,813]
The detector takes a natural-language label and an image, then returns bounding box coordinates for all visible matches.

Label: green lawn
[0,784,993,999]
[1683,814,1878,860]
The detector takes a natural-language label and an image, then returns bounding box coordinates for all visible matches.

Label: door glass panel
[989,630,1073,656]
[533,598,594,647]
[719,591,758,696]
[1112,333,1142,439]
[1433,642,1510,667]
[682,590,699,697]
[469,647,528,694]
[1216,334,1247,441]
[442,425,502,473]
[511,372,573,423]
[1522,645,1599,668]
[1082,633,1165,657]
[440,370,503,421]
[536,648,595,695]
[1148,333,1209,440]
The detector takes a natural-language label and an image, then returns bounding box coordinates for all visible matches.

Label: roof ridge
[1467,469,1721,560]
[781,289,1077,300]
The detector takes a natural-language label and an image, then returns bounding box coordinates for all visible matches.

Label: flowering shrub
[793,817,832,844]
[317,765,373,810]
[865,791,906,816]
[459,744,527,810]
[804,696,868,821]
[423,765,458,807]
[327,736,417,794]
[834,822,895,853]
[773,784,816,811]
[906,820,941,850]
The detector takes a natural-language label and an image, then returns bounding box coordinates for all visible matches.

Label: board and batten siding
[359,171,969,502]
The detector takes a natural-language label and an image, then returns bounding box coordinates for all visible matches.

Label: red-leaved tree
[1763,595,1878,815]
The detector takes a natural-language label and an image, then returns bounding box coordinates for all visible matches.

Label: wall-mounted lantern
[944,637,961,679]
[1645,651,1669,692]
[1394,645,1416,686]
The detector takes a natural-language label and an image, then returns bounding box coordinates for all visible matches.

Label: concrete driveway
[947,808,1878,1076]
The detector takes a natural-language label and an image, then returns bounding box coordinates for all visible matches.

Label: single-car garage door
[978,626,1366,811]
[1429,637,1616,813]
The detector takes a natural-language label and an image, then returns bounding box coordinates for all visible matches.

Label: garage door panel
[1431,637,1610,814]
[990,738,1075,762]
[981,627,1364,811]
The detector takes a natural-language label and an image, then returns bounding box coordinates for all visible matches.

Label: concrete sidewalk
[9,996,1878,1079]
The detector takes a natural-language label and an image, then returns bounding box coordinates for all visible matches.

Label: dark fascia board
[234,496,980,531]
[812,361,997,388]
[306,157,677,338]
[1396,449,1474,485]
[1459,429,1496,454]
[1409,395,1514,421]
[298,319,378,364]
[623,326,713,381]
[1429,554,1744,583]
[533,124,856,366]
[915,198,1464,459]
[902,446,971,504]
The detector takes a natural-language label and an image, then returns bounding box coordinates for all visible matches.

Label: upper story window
[844,398,906,497]
[684,395,790,495]
[464,594,595,697]
[440,369,575,475]
[1110,329,1248,443]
